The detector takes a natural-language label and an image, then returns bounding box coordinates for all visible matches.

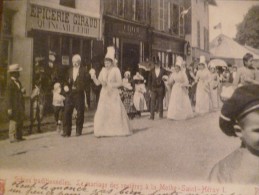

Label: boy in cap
[6,64,26,143]
[209,84,259,184]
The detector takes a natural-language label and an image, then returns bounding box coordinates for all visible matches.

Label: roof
[210,34,259,60]
[244,45,259,56]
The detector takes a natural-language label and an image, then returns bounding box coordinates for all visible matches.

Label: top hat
[8,64,23,72]
[152,56,160,65]
[105,46,115,62]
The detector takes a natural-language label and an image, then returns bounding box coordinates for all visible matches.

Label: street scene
[1,0,259,193]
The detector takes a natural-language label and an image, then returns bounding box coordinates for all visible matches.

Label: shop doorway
[122,42,140,76]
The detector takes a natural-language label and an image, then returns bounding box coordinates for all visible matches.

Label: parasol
[208,59,228,68]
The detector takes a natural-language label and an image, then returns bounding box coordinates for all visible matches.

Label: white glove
[64,86,69,92]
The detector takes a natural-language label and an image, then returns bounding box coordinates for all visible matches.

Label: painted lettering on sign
[27,3,100,38]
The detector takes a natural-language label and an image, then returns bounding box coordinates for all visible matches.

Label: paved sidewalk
[0,108,96,140]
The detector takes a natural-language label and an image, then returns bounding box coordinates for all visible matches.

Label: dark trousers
[150,88,164,118]
[53,106,64,124]
[63,92,85,136]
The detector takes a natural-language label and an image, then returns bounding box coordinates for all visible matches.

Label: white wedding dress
[94,67,132,137]
[167,71,193,120]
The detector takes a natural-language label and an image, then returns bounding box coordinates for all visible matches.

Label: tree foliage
[235,5,259,48]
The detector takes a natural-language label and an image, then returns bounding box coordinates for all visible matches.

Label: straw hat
[8,64,23,72]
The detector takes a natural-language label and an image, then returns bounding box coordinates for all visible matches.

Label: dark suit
[148,67,167,119]
[63,66,91,136]
[6,78,25,140]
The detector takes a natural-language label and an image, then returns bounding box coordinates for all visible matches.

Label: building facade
[102,0,150,75]
[150,0,186,69]
[0,0,102,117]
[185,0,216,64]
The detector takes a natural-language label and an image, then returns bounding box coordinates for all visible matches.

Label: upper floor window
[197,21,200,48]
[179,6,184,36]
[60,0,75,8]
[172,4,179,35]
[159,0,165,31]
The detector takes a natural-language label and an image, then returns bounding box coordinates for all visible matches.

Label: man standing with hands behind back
[62,54,91,137]
[148,56,167,120]
[6,64,26,143]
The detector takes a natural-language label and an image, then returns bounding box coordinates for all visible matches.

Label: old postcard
[0,0,259,195]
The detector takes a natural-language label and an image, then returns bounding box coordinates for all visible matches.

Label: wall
[191,0,209,50]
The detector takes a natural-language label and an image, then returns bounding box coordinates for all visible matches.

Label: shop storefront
[152,31,186,69]
[1,0,101,118]
[26,1,101,112]
[104,16,149,75]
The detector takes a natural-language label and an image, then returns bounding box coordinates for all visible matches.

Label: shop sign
[153,37,184,53]
[27,3,100,38]
[106,20,146,41]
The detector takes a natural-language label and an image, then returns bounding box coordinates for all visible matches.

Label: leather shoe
[149,117,154,120]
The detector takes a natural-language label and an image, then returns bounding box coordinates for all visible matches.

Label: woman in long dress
[167,58,193,120]
[194,62,211,114]
[209,64,220,110]
[91,47,132,137]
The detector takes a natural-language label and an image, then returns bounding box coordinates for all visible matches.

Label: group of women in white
[166,55,220,121]
[90,46,220,137]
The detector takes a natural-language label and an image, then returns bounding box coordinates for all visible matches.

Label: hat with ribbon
[8,64,23,72]
[219,84,259,136]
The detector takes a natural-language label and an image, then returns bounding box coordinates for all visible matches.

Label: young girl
[52,82,65,132]
[209,84,259,184]
[133,72,147,117]
[120,71,137,119]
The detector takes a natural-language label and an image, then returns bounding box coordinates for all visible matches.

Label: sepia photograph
[0,0,259,194]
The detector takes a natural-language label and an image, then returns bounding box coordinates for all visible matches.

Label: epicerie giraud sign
[27,3,100,38]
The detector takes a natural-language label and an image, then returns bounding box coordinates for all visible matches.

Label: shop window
[0,39,10,97]
[60,0,75,8]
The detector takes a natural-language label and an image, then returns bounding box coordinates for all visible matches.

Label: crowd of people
[5,46,259,183]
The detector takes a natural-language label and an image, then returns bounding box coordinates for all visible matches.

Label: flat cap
[219,84,259,136]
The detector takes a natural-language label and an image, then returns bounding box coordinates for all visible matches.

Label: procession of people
[6,48,259,141]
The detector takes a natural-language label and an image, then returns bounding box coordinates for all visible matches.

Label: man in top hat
[6,64,26,143]
[62,54,91,137]
[148,56,167,120]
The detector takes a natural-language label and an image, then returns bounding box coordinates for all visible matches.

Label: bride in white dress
[91,47,132,137]
[167,56,193,120]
